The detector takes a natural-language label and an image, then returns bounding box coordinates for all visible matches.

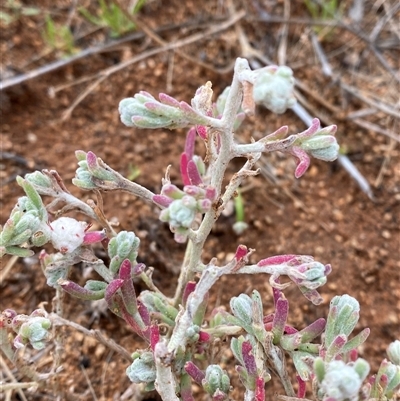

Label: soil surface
[1,1,399,400]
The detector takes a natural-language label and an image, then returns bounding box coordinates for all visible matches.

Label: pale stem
[220,156,261,210]
[92,261,114,283]
[172,239,194,307]
[172,58,251,304]
[116,176,156,203]
[244,389,255,401]
[167,260,297,355]
[168,262,232,353]
[264,342,295,396]
[50,286,64,386]
[154,341,179,401]
[56,192,99,220]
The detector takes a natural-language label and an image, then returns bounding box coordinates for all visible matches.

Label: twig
[0,18,227,91]
[50,314,133,362]
[233,13,377,200]
[337,153,375,201]
[369,2,400,42]
[0,32,138,91]
[60,10,245,120]
[340,81,400,120]
[277,0,290,66]
[80,364,98,401]
[0,255,19,284]
[100,350,114,400]
[120,383,148,401]
[249,14,400,81]
[374,136,397,188]
[311,31,332,77]
[352,118,399,143]
[61,76,107,121]
[114,0,232,73]
[0,356,31,401]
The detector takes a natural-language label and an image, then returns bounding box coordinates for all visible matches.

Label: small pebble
[334,234,343,243]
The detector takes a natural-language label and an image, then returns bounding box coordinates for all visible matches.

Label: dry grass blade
[51,314,133,362]
[80,364,98,401]
[0,356,32,401]
[0,255,19,284]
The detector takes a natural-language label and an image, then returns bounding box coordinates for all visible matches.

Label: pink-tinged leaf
[180,376,195,401]
[83,230,107,245]
[272,296,289,343]
[153,194,173,208]
[205,186,217,201]
[179,101,202,120]
[159,93,180,107]
[86,151,98,170]
[326,334,347,360]
[368,374,376,386]
[184,361,205,384]
[196,125,207,139]
[264,125,289,141]
[137,300,151,326]
[242,341,257,376]
[13,334,27,349]
[263,313,274,324]
[198,198,212,212]
[324,264,332,275]
[101,237,110,249]
[58,279,105,301]
[144,101,169,114]
[75,150,87,161]
[284,325,298,334]
[179,101,196,114]
[132,263,145,276]
[264,321,273,331]
[199,330,211,342]
[187,160,203,185]
[379,372,389,387]
[242,80,255,116]
[298,286,323,305]
[185,127,196,158]
[120,261,139,316]
[258,254,297,266]
[316,124,337,136]
[1,309,17,328]
[212,390,229,401]
[255,376,265,401]
[272,286,281,306]
[150,324,160,351]
[183,281,196,306]
[299,118,320,138]
[162,183,185,199]
[235,245,248,261]
[105,279,124,305]
[291,147,311,178]
[234,112,246,130]
[296,374,306,398]
[184,185,204,197]
[349,348,358,362]
[118,299,147,340]
[119,259,132,280]
[139,90,155,99]
[302,318,326,341]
